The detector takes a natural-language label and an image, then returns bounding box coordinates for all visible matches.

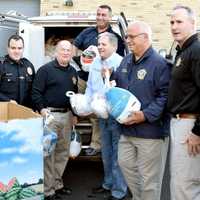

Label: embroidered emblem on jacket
[137,69,147,80]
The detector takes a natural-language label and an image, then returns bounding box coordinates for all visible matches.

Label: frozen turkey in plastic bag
[66,91,92,116]
[105,87,141,124]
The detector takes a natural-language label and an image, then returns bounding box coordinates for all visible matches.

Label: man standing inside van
[73,4,125,156]
[73,4,125,57]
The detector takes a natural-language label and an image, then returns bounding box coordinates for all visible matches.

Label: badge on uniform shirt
[175,57,181,67]
[27,67,33,75]
[137,69,147,80]
[72,76,77,85]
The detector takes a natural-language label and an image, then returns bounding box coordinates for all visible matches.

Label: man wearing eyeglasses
[112,21,170,200]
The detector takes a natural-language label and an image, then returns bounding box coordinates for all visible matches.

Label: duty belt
[172,113,199,119]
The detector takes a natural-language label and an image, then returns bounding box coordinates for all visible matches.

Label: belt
[48,107,70,113]
[172,113,199,119]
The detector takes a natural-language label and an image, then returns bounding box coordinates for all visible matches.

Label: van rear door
[19,22,45,71]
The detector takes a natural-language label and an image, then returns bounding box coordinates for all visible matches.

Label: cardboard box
[0,102,44,200]
[0,102,40,121]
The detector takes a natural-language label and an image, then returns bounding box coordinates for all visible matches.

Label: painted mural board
[0,103,44,200]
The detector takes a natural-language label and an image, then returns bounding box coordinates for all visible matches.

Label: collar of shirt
[176,33,198,53]
[128,46,154,65]
[5,55,23,65]
[95,25,113,34]
[100,52,122,71]
[54,59,71,71]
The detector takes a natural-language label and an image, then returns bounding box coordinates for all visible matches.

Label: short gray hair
[98,32,118,49]
[129,21,152,42]
[173,5,196,22]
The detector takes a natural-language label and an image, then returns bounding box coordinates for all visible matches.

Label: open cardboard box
[0,102,40,121]
[0,102,44,200]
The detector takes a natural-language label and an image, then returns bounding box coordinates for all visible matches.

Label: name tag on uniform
[121,68,127,73]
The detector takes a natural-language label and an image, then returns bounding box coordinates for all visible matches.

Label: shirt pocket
[2,74,17,82]
[0,74,17,92]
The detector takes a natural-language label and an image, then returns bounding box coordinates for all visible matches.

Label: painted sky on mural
[0,118,43,185]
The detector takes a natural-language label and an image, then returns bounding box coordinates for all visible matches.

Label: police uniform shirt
[0,55,35,107]
[32,59,78,112]
[167,33,200,136]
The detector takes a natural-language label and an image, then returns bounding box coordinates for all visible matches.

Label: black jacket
[167,34,200,136]
[0,55,35,108]
[32,59,78,112]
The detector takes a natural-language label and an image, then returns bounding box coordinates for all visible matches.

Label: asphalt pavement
[62,154,171,200]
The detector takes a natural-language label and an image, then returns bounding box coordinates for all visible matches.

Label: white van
[0,11,127,70]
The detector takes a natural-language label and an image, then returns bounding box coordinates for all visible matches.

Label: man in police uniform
[32,40,78,200]
[168,5,200,200]
[0,35,35,108]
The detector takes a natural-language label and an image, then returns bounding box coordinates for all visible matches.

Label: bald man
[32,40,78,200]
[114,21,170,200]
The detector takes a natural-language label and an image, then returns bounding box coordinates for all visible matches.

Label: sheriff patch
[72,76,77,85]
[27,67,33,75]
[137,69,147,80]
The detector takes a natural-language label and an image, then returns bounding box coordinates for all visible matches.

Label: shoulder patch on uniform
[27,67,33,75]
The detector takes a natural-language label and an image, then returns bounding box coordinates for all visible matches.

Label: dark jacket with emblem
[0,55,35,107]
[32,59,78,113]
[113,47,171,139]
[167,33,200,136]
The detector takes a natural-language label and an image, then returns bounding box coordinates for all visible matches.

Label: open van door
[19,22,45,71]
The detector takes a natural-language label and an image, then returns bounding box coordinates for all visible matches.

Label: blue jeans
[99,117,127,199]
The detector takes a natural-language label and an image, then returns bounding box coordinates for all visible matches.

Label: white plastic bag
[43,126,57,157]
[69,126,82,159]
[43,113,57,157]
[66,91,92,116]
[91,93,109,119]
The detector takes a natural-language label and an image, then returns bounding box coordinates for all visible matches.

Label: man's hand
[72,116,78,126]
[183,132,200,156]
[40,108,50,117]
[123,111,145,125]
[101,67,113,78]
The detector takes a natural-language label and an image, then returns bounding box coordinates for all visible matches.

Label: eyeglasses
[125,33,145,40]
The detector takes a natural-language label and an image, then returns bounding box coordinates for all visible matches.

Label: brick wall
[40,0,200,51]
